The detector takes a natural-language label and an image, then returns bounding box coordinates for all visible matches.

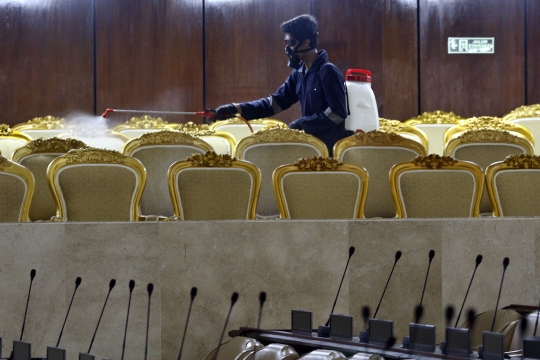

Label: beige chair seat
[405,110,464,155]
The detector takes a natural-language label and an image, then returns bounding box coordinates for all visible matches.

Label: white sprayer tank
[345,69,379,132]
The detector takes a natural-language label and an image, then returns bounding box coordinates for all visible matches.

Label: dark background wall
[0,0,538,126]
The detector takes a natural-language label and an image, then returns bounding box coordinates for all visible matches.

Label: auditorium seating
[503,104,540,154]
[273,156,368,219]
[123,130,213,217]
[168,151,261,220]
[0,154,34,222]
[12,115,68,140]
[170,121,237,156]
[0,124,32,159]
[299,349,346,359]
[485,153,540,216]
[250,343,299,360]
[389,154,484,218]
[210,117,287,143]
[204,336,264,360]
[509,312,540,351]
[334,130,426,218]
[378,118,429,152]
[11,137,87,221]
[460,309,522,351]
[405,110,464,155]
[111,115,173,139]
[47,148,147,221]
[58,126,130,152]
[444,128,534,214]
[236,126,328,219]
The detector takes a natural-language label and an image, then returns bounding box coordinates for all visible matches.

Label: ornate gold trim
[62,148,127,164]
[0,124,13,135]
[502,104,540,121]
[405,111,464,125]
[26,137,86,153]
[0,156,13,170]
[122,129,213,156]
[389,156,484,218]
[444,129,534,156]
[260,123,290,131]
[378,119,429,150]
[444,116,534,145]
[411,154,458,169]
[126,115,168,128]
[502,153,540,169]
[168,151,262,220]
[187,151,236,167]
[170,122,214,136]
[272,159,369,219]
[294,156,343,171]
[13,116,65,130]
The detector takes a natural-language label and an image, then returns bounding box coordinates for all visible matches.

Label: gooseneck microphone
[214,292,239,360]
[145,283,154,360]
[373,251,402,319]
[454,254,482,327]
[325,246,355,326]
[445,305,455,327]
[88,279,116,354]
[178,287,198,360]
[490,257,510,332]
[415,250,435,324]
[121,280,135,360]
[56,276,82,347]
[20,269,36,341]
[253,292,267,360]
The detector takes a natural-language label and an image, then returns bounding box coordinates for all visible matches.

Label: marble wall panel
[159,220,350,360]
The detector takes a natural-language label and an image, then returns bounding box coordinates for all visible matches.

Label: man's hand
[288,118,303,130]
[215,104,238,120]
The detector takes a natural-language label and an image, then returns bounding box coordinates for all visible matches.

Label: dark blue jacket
[240,50,348,155]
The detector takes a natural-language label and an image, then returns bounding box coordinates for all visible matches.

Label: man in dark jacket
[215,14,348,156]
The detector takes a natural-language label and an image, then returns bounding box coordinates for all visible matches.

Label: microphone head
[361,306,370,323]
[503,257,510,268]
[75,277,82,287]
[259,291,267,305]
[395,251,402,261]
[147,283,154,295]
[349,246,355,257]
[109,279,116,290]
[231,292,239,305]
[385,336,396,349]
[445,305,455,326]
[190,287,198,300]
[30,269,36,279]
[129,280,135,291]
[475,254,483,266]
[467,308,477,329]
[429,250,435,260]
[520,316,529,334]
[414,305,424,323]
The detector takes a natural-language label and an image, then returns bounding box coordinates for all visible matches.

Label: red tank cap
[346,69,372,82]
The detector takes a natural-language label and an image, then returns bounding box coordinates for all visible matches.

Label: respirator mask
[284,37,312,70]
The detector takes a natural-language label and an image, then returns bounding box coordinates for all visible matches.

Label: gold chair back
[168,151,261,220]
[0,124,33,159]
[250,344,299,360]
[237,127,328,218]
[12,115,67,140]
[123,130,213,217]
[404,111,464,155]
[485,154,540,216]
[503,104,540,154]
[112,115,172,139]
[389,155,484,218]
[12,137,86,221]
[0,155,35,222]
[170,121,237,156]
[58,125,129,152]
[444,129,534,214]
[334,131,426,218]
[443,116,534,145]
[273,157,368,219]
[47,148,146,221]
[210,117,287,143]
[379,118,429,152]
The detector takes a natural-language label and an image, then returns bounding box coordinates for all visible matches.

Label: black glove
[289,118,303,130]
[215,104,238,120]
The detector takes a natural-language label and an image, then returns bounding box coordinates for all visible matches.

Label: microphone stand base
[359,330,369,343]
[317,325,330,338]
[402,336,410,349]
